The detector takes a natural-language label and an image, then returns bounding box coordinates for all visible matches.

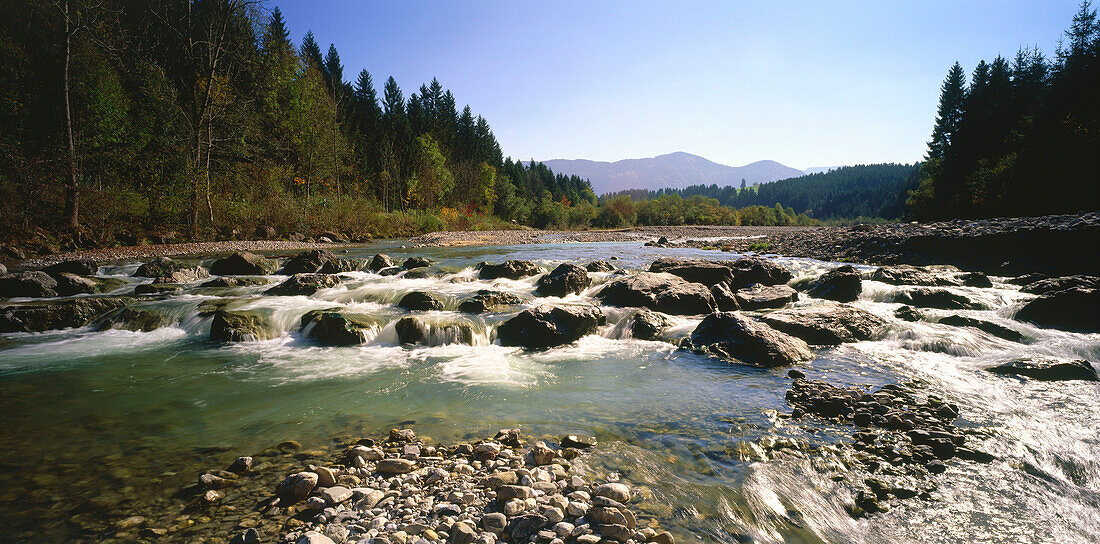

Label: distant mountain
[539,152,805,195]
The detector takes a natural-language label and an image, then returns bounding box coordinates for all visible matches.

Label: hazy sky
[273,0,1080,169]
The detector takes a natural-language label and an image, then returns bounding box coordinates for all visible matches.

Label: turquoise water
[1,241,1098,543]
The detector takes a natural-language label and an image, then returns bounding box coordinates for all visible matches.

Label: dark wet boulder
[369,254,396,272]
[458,290,522,313]
[265,273,341,296]
[403,257,433,270]
[95,307,171,332]
[394,316,475,346]
[894,305,924,322]
[152,266,210,284]
[209,252,277,275]
[894,288,983,310]
[398,291,444,311]
[734,284,798,310]
[301,310,378,346]
[987,358,1098,381]
[378,266,403,277]
[200,276,270,288]
[479,260,543,280]
[135,283,181,295]
[630,309,672,341]
[805,265,862,302]
[0,297,130,333]
[133,257,183,278]
[1007,273,1047,286]
[535,263,590,297]
[711,282,740,311]
[403,268,435,279]
[210,310,277,342]
[52,272,98,296]
[279,249,336,274]
[648,257,734,286]
[0,271,58,298]
[497,304,604,349]
[760,305,887,345]
[595,272,715,315]
[686,311,812,367]
[958,271,992,288]
[1020,275,1100,295]
[318,258,362,273]
[727,257,793,288]
[870,265,955,287]
[1015,287,1100,332]
[585,260,616,273]
[939,315,1024,342]
[43,259,98,276]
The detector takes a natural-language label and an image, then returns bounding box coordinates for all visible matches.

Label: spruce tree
[926,62,967,161]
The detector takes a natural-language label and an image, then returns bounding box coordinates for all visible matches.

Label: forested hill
[607,163,920,220]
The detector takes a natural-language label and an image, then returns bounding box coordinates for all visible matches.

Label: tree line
[908,1,1100,219]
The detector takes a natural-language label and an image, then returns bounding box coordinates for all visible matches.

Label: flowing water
[1,241,1098,543]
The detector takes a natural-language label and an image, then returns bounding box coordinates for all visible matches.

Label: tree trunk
[191,132,202,237]
[62,0,80,232]
[205,124,214,225]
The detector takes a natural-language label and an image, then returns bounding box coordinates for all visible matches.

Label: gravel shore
[14,240,353,270]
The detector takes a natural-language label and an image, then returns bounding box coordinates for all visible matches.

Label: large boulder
[1015,288,1100,332]
[394,317,475,346]
[210,310,277,342]
[596,272,715,315]
[279,249,337,275]
[1021,275,1100,295]
[301,310,378,346]
[894,288,983,310]
[0,298,130,333]
[94,307,171,332]
[318,258,362,273]
[133,257,183,278]
[938,315,1024,342]
[43,259,98,276]
[210,252,277,275]
[200,277,270,288]
[870,265,955,287]
[0,271,58,298]
[631,309,672,341]
[369,254,396,272]
[536,264,590,297]
[734,284,798,310]
[458,290,522,313]
[265,274,341,296]
[479,260,543,280]
[711,282,740,311]
[727,257,793,288]
[497,304,604,349]
[987,358,1098,381]
[403,257,433,270]
[648,258,734,287]
[52,272,99,296]
[759,305,887,345]
[805,265,862,302]
[398,291,444,311]
[585,260,616,273]
[958,271,993,288]
[686,312,812,367]
[152,266,210,284]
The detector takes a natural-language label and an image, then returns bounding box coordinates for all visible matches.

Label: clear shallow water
[1,241,1098,543]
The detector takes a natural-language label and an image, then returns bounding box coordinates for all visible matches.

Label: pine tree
[300,31,323,69]
[926,62,967,161]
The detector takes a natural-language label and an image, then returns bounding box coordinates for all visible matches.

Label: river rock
[395,316,474,346]
[648,257,735,286]
[210,310,276,342]
[377,458,416,474]
[728,257,793,288]
[0,263,5,275]
[94,307,170,332]
[870,265,955,286]
[987,358,1098,381]
[710,282,740,311]
[276,471,318,505]
[210,252,277,275]
[0,297,130,332]
[200,276,269,288]
[894,305,924,321]
[482,512,507,534]
[320,485,352,504]
[939,315,1024,342]
[403,257,433,270]
[297,531,335,544]
[596,272,715,315]
[135,283,180,295]
[280,249,337,274]
[509,513,548,541]
[1020,275,1100,295]
[686,311,812,367]
[370,254,396,271]
[301,310,377,345]
[318,258,362,273]
[760,305,887,345]
[536,263,590,297]
[458,290,522,313]
[133,256,180,278]
[498,304,604,349]
[398,291,444,311]
[805,265,862,302]
[894,288,983,310]
[734,284,798,310]
[631,309,672,340]
[266,273,341,296]
[585,260,616,272]
[0,271,58,298]
[958,271,992,288]
[152,266,210,284]
[43,259,98,276]
[1015,287,1100,332]
[479,260,543,280]
[52,272,99,296]
[594,482,631,503]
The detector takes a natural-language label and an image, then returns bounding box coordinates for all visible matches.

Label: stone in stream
[870,265,956,287]
[52,272,99,296]
[210,251,277,275]
[276,471,318,504]
[727,257,793,288]
[301,310,378,346]
[0,297,130,332]
[403,257,433,270]
[227,456,252,474]
[43,259,98,276]
[734,283,798,310]
[497,304,604,349]
[398,291,444,311]
[648,257,735,286]
[630,309,672,341]
[561,434,597,449]
[686,311,812,367]
[279,249,337,274]
[1020,275,1100,295]
[395,316,474,346]
[938,315,1024,342]
[987,358,1098,381]
[152,266,209,284]
[200,276,270,288]
[958,271,993,288]
[1015,287,1100,332]
[759,305,887,345]
[894,305,924,322]
[265,273,341,296]
[596,272,716,315]
[535,263,591,297]
[585,260,616,273]
[318,258,362,273]
[135,283,181,295]
[209,310,277,342]
[376,458,416,474]
[458,290,522,313]
[594,482,632,503]
[710,282,740,311]
[478,259,543,280]
[133,256,181,278]
[805,265,862,302]
[368,253,396,271]
[94,307,171,332]
[894,288,983,310]
[0,270,58,298]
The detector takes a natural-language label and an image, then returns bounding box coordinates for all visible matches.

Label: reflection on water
[1,241,1098,543]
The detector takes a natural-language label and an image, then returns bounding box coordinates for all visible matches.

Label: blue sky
[273,0,1081,169]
